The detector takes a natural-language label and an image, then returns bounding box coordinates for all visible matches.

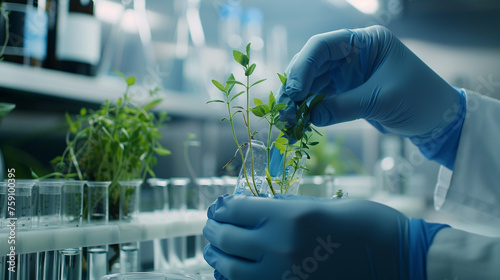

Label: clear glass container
[119,180,142,222]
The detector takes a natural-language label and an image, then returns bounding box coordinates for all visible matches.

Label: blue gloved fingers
[284,29,354,103]
[308,62,336,95]
[207,195,269,227]
[309,87,367,126]
[204,244,260,280]
[203,219,263,261]
[213,270,228,280]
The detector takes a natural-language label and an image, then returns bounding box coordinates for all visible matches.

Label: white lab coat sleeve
[428,90,500,279]
[427,227,500,280]
[433,90,500,228]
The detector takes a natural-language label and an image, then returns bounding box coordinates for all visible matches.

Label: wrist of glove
[203,195,449,280]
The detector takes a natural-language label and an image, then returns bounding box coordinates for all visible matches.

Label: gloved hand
[276,25,465,169]
[203,195,449,280]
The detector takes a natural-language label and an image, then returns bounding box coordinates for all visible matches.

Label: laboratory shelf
[0,210,206,255]
[0,62,218,118]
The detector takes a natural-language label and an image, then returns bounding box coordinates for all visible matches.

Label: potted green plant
[208,44,323,197]
[52,72,170,221]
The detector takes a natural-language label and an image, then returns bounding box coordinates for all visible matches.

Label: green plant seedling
[208,43,324,197]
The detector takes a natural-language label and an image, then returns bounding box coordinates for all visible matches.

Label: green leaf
[212,80,226,92]
[206,99,226,104]
[0,103,15,118]
[309,94,325,110]
[229,91,245,103]
[309,141,320,146]
[250,79,266,88]
[233,50,249,66]
[80,108,87,116]
[246,43,251,58]
[268,92,276,109]
[153,147,171,156]
[143,98,163,111]
[221,117,228,122]
[254,98,263,106]
[245,63,256,76]
[250,105,267,117]
[278,73,287,86]
[226,74,236,93]
[274,103,287,112]
[226,80,246,87]
[126,76,136,86]
[232,106,245,110]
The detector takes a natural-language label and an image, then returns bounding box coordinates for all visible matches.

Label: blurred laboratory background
[1,0,500,273]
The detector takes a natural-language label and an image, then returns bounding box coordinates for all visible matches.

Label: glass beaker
[147,179,170,271]
[167,178,189,269]
[87,181,110,225]
[118,180,142,222]
[11,181,35,230]
[87,181,111,280]
[234,140,267,197]
[37,180,64,228]
[146,178,169,213]
[59,180,85,280]
[61,180,85,227]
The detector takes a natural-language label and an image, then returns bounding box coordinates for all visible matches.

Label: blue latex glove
[276,25,465,170]
[203,195,449,280]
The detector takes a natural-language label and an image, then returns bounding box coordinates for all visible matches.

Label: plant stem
[227,102,256,196]
[245,75,260,196]
[266,120,276,196]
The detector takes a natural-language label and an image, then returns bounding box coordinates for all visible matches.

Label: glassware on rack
[147,178,170,271]
[118,179,143,273]
[147,178,169,213]
[119,180,142,222]
[167,178,189,269]
[37,180,64,228]
[37,180,64,280]
[87,181,111,280]
[59,180,86,280]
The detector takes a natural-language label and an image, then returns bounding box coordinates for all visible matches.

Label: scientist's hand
[203,195,448,280]
[277,25,465,169]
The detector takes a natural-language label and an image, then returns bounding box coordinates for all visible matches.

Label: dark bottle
[46,0,101,76]
[0,0,50,67]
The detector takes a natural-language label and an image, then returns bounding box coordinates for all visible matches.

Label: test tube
[12,182,34,230]
[146,178,169,213]
[119,180,142,222]
[60,180,86,280]
[38,180,64,228]
[147,178,170,271]
[61,180,85,227]
[37,180,64,280]
[5,182,35,280]
[118,180,142,272]
[167,178,189,269]
[193,178,217,268]
[87,181,111,280]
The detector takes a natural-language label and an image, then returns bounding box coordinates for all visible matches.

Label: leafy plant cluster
[208,43,323,196]
[52,73,170,220]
